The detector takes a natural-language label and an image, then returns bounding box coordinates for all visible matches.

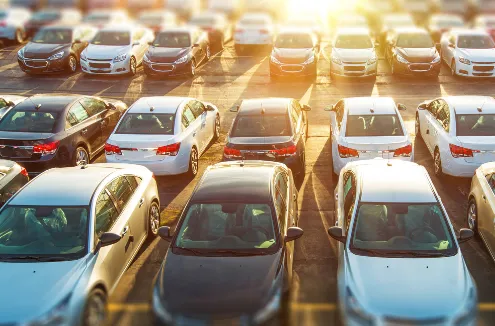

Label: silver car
[0,163,160,326]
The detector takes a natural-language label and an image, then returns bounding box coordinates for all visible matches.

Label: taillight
[269,144,297,157]
[20,167,28,177]
[33,141,59,156]
[338,145,359,158]
[104,143,122,155]
[393,144,412,157]
[449,144,479,158]
[223,145,241,159]
[156,143,181,156]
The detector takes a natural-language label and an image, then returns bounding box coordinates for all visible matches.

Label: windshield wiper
[351,248,387,257]
[207,249,264,256]
[382,251,447,258]
[173,247,203,256]
[0,255,71,262]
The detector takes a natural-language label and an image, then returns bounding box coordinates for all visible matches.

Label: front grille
[409,63,430,71]
[151,63,174,72]
[473,65,494,72]
[23,59,48,68]
[89,62,111,69]
[280,57,305,64]
[281,65,303,72]
[87,58,112,62]
[342,61,366,64]
[0,145,33,159]
[344,66,365,71]
[473,72,493,76]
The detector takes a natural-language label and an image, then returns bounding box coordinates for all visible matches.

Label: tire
[467,198,478,234]
[415,114,422,140]
[213,114,220,141]
[148,201,160,237]
[433,148,444,177]
[391,61,396,75]
[128,56,137,76]
[451,60,457,77]
[186,147,199,178]
[189,60,196,77]
[73,146,89,166]
[82,288,107,326]
[67,55,77,74]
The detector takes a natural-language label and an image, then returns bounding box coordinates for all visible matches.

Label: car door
[182,104,201,155]
[189,100,210,153]
[273,170,292,288]
[66,101,102,157]
[80,97,112,147]
[422,99,441,154]
[480,174,495,254]
[429,100,450,156]
[330,100,345,161]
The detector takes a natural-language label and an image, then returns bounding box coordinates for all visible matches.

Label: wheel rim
[191,149,198,175]
[150,203,160,235]
[415,116,420,134]
[191,61,196,76]
[215,117,220,136]
[69,57,76,72]
[434,152,441,174]
[86,294,105,326]
[206,46,211,59]
[131,58,136,74]
[468,203,477,230]
[76,148,88,166]
[452,62,456,76]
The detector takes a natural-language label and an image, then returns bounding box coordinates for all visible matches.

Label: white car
[329,159,477,326]
[438,0,469,15]
[82,9,130,28]
[330,28,378,78]
[0,94,26,118]
[137,10,177,33]
[327,97,412,176]
[80,25,154,76]
[441,29,495,77]
[473,15,495,40]
[105,96,220,177]
[0,7,31,43]
[234,13,275,53]
[427,14,465,44]
[415,96,495,177]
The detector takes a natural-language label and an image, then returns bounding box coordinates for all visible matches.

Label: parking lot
[2,39,495,325]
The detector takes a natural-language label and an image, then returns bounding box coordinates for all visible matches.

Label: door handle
[426,129,430,135]
[139,198,144,208]
[483,195,487,202]
[81,128,88,135]
[121,225,129,236]
[193,130,197,137]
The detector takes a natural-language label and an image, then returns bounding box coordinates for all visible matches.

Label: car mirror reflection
[457,228,474,243]
[158,226,173,242]
[328,226,346,244]
[285,227,304,242]
[99,232,122,248]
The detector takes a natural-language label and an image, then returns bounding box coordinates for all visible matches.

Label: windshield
[231,114,291,137]
[457,35,495,49]
[396,33,434,48]
[456,114,495,136]
[346,114,404,137]
[83,14,109,23]
[335,35,372,49]
[275,33,313,48]
[32,11,60,22]
[174,203,277,253]
[153,32,190,47]
[0,111,58,133]
[32,29,72,44]
[0,206,88,259]
[116,113,175,135]
[350,203,457,256]
[91,31,130,46]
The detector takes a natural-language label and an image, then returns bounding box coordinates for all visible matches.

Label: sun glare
[287,0,354,20]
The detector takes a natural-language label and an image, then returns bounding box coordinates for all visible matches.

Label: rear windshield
[275,33,313,48]
[346,114,404,137]
[457,35,495,49]
[335,35,372,49]
[91,31,130,46]
[0,111,58,133]
[231,114,291,137]
[396,33,434,48]
[456,114,495,136]
[116,113,175,135]
[153,32,190,48]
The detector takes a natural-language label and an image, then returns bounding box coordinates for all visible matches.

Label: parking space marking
[0,63,18,73]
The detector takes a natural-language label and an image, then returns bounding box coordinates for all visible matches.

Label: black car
[0,94,127,175]
[0,160,29,205]
[24,9,82,38]
[143,27,210,78]
[386,28,441,77]
[152,160,303,325]
[269,29,319,81]
[223,98,310,179]
[188,12,232,50]
[18,25,97,75]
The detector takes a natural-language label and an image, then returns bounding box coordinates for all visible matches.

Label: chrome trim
[280,64,304,73]
[150,63,175,72]
[23,58,48,68]
[0,145,34,149]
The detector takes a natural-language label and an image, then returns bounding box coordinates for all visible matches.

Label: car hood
[22,42,69,60]
[0,258,88,323]
[333,48,374,63]
[147,46,190,63]
[457,48,495,62]
[346,252,470,319]
[273,47,313,64]
[157,250,282,316]
[84,44,131,60]
[396,47,437,63]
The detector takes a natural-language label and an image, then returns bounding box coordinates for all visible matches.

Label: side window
[342,172,356,233]
[189,101,205,118]
[487,174,495,193]
[183,106,196,125]
[125,175,140,190]
[335,101,344,129]
[66,102,89,128]
[80,98,107,117]
[107,177,134,210]
[435,103,450,132]
[273,172,288,234]
[94,190,119,237]
[0,98,8,109]
[428,100,441,117]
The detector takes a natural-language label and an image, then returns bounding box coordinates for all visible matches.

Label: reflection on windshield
[456,114,495,136]
[275,34,313,48]
[346,114,404,137]
[83,14,109,23]
[32,29,72,44]
[91,31,130,46]
[153,32,190,48]
[0,206,88,258]
[351,203,457,256]
[175,203,277,252]
[457,35,495,49]
[232,114,290,137]
[116,113,175,135]
[397,33,434,48]
[335,35,372,49]
[0,111,58,133]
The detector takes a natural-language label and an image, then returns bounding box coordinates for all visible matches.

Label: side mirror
[302,104,311,111]
[230,105,240,112]
[327,226,346,243]
[324,104,335,112]
[397,103,407,111]
[192,43,200,48]
[99,232,122,248]
[73,39,82,44]
[418,103,427,110]
[148,41,154,46]
[106,103,117,110]
[7,101,15,107]
[205,104,215,111]
[457,228,474,243]
[448,43,455,48]
[132,41,140,46]
[158,226,173,242]
[285,226,304,242]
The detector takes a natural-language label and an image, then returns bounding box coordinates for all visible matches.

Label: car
[427,14,465,44]
[330,28,378,79]
[327,97,412,177]
[473,0,495,14]
[17,24,97,75]
[402,0,434,17]
[223,98,310,179]
[234,13,275,54]
[473,14,495,40]
[329,159,477,326]
[440,29,495,77]
[152,160,303,325]
[385,27,441,77]
[269,28,319,81]
[0,163,159,326]
[80,25,154,76]
[207,0,242,19]
[378,14,416,47]
[166,0,200,20]
[143,27,210,78]
[0,95,26,119]
[137,10,178,34]
[105,96,220,177]
[332,14,369,31]
[188,11,231,50]
[0,7,31,44]
[416,96,495,177]
[9,0,40,11]
[24,8,82,38]
[0,94,127,175]
[285,16,325,44]
[82,9,130,28]
[438,0,469,15]
[0,159,29,205]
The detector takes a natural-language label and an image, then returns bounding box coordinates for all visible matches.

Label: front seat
[355,205,388,241]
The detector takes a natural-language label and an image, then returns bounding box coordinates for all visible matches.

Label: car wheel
[434,149,443,177]
[148,201,160,237]
[129,56,137,76]
[206,45,211,61]
[451,60,457,77]
[467,198,478,234]
[186,147,199,178]
[73,146,89,166]
[415,114,422,139]
[67,55,77,74]
[82,288,107,326]
[189,60,196,77]
[15,29,23,44]
[213,114,220,141]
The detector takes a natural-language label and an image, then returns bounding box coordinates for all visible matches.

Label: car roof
[345,97,397,115]
[15,94,81,112]
[354,160,437,203]
[0,95,26,103]
[127,96,191,114]
[431,14,464,21]
[192,161,281,203]
[443,96,495,114]
[238,98,291,115]
[335,27,370,36]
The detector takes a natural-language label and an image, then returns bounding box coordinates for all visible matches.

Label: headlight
[345,288,374,326]
[17,48,24,60]
[432,54,441,64]
[395,53,409,64]
[113,53,127,63]
[270,55,282,65]
[454,288,477,326]
[80,52,87,61]
[48,51,64,61]
[152,285,173,324]
[331,57,342,65]
[458,56,471,65]
[26,293,71,326]
[367,56,377,65]
[253,288,281,325]
[174,54,189,64]
[303,54,315,65]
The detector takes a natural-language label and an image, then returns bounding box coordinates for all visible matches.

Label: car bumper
[330,62,377,77]
[18,56,70,74]
[442,157,483,178]
[394,60,442,76]
[80,57,131,75]
[143,60,191,76]
[106,154,188,175]
[455,61,495,77]
[333,155,413,175]
[269,61,316,76]
[222,155,303,174]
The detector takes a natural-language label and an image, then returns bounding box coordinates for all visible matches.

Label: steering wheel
[407,226,436,240]
[250,226,270,238]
